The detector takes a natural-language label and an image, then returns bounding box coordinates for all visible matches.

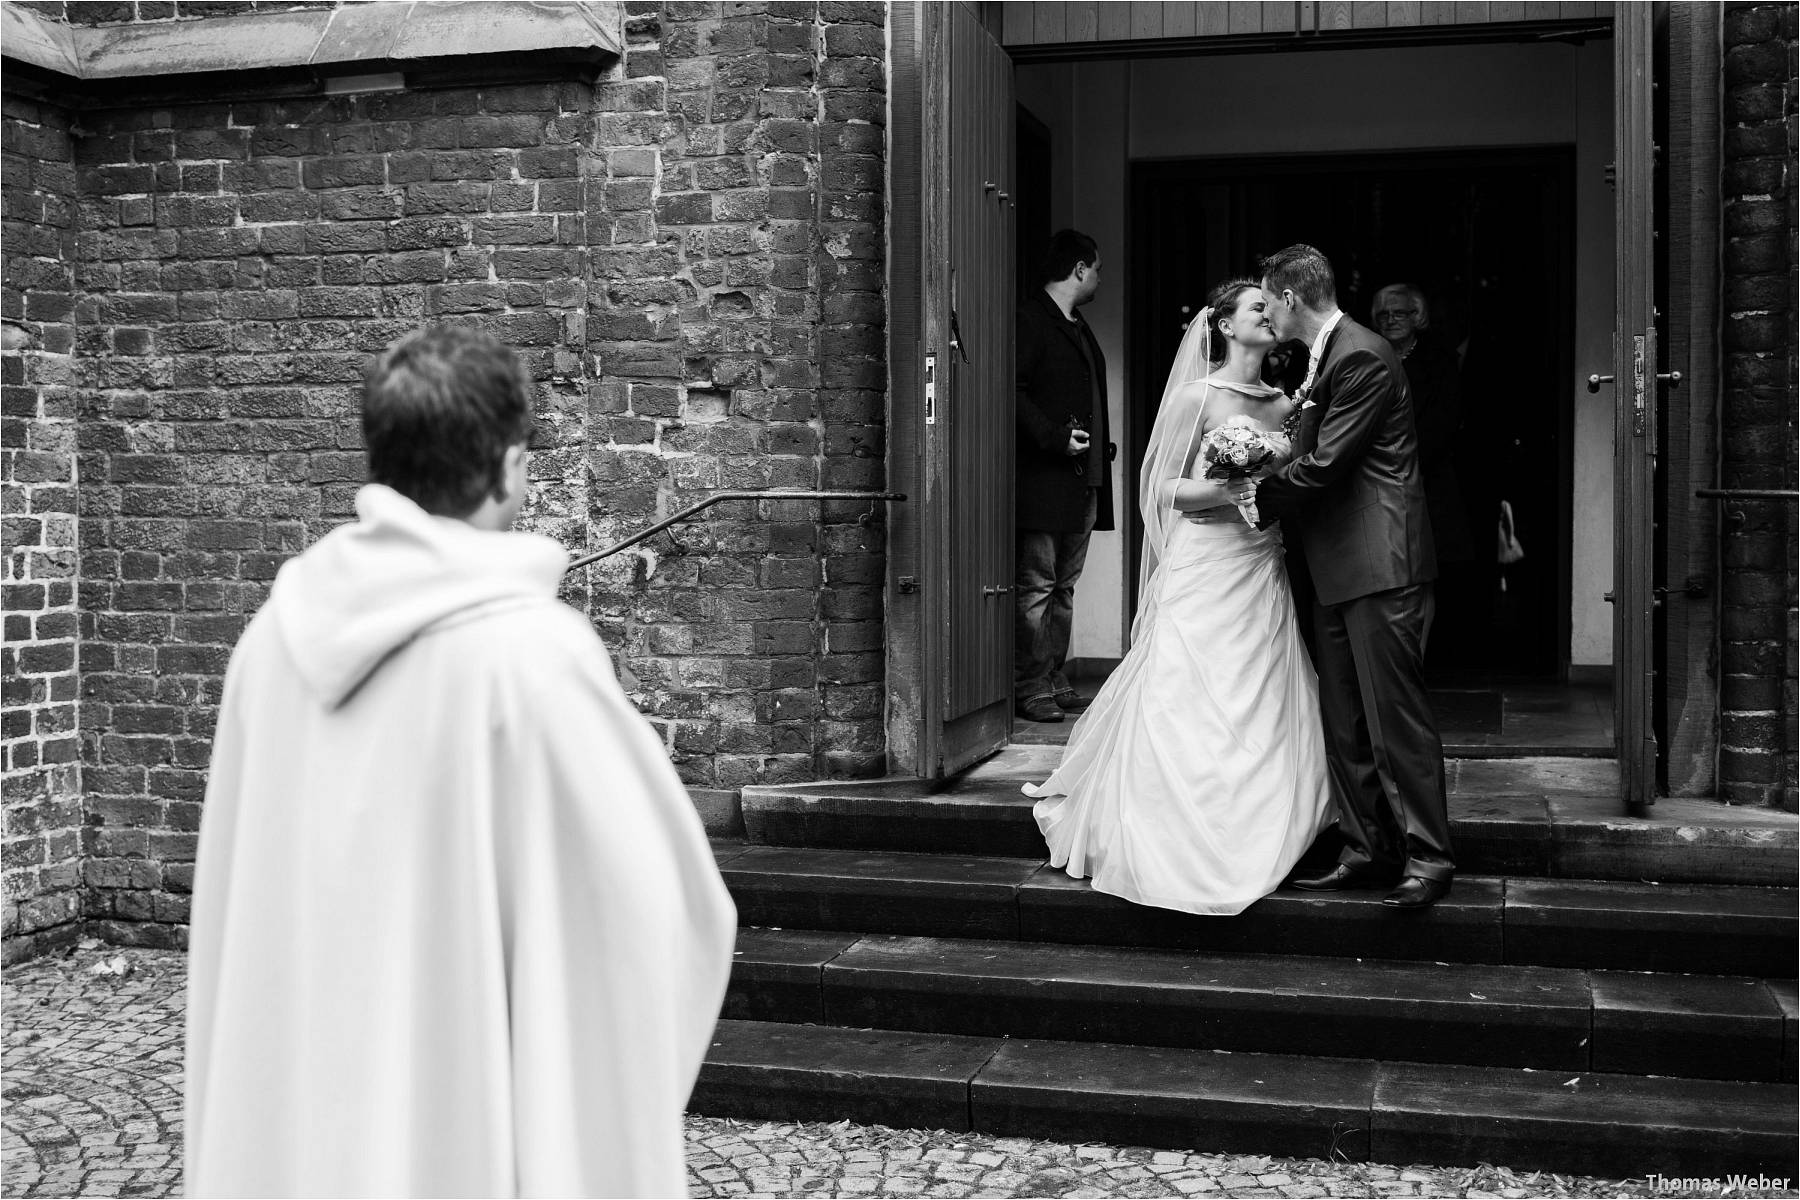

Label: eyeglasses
[1376,309,1420,322]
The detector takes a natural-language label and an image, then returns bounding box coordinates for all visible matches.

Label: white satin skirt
[1026,519,1333,916]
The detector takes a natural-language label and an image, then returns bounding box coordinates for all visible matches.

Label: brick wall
[582,0,887,794]
[1718,2,1798,810]
[2,0,889,953]
[2,91,85,964]
[69,81,595,946]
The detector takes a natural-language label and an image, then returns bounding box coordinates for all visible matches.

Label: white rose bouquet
[1199,415,1280,527]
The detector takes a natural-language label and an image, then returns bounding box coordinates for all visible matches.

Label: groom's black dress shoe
[1288,865,1393,892]
[1381,876,1452,908]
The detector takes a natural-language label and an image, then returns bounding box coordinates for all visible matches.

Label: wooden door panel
[945,0,1013,724]
[893,0,1013,777]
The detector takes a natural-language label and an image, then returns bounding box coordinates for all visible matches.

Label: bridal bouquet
[1199,416,1280,527]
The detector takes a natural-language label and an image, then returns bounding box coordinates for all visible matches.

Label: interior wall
[1068,59,1132,658]
[1568,36,1616,667]
[1018,37,1617,668]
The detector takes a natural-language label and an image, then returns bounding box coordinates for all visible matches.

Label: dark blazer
[1016,289,1115,533]
[1256,317,1436,605]
[1403,332,1474,564]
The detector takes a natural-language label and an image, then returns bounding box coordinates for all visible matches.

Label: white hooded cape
[184,484,736,1199]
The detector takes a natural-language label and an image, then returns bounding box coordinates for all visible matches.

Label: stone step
[693,1020,1798,1181]
[712,842,1800,978]
[723,928,1795,1083]
[740,764,1800,887]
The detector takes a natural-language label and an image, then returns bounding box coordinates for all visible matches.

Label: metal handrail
[1695,488,1799,501]
[567,490,907,571]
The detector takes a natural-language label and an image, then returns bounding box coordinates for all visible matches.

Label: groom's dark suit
[1256,317,1454,884]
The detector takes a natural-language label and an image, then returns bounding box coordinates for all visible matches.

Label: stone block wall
[2,0,889,954]
[583,1,887,795]
[69,81,595,945]
[2,90,85,963]
[1718,2,1798,810]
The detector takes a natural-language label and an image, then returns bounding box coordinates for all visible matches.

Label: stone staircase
[691,747,1800,1181]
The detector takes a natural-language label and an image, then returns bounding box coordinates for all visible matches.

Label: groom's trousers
[1312,582,1455,882]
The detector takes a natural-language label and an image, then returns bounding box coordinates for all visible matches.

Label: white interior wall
[1069,59,1132,657]
[1017,38,1616,669]
[1568,36,1616,666]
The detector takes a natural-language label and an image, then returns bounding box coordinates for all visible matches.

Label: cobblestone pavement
[4,947,1792,1199]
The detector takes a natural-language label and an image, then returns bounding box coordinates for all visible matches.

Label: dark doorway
[1016,106,1052,297]
[1128,148,1578,682]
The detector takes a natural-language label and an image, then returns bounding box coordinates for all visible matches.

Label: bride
[1024,279,1332,916]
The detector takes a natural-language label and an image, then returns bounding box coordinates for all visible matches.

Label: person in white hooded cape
[184,326,737,1199]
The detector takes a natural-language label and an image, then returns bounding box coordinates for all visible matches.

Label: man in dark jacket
[1254,244,1453,909]
[1015,229,1114,723]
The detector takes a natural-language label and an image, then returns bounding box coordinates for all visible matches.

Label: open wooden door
[1611,1,1672,812]
[887,2,1015,778]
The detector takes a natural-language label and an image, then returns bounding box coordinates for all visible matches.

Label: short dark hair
[362,325,533,518]
[1259,243,1337,309]
[1040,228,1099,286]
[1201,277,1260,363]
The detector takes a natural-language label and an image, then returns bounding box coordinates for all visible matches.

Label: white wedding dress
[1025,380,1333,916]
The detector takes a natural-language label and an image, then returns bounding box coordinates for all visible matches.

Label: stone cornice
[1,1,622,89]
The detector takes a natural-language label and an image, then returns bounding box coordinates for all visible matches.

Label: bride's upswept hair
[1200,278,1260,363]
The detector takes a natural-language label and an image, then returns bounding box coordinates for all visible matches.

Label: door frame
[890,5,1693,797]
[1611,0,1659,811]
[885,0,929,774]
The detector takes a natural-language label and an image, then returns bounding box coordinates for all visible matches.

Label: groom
[1254,244,1455,909]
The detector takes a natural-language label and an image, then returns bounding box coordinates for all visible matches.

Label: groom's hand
[1251,473,1282,530]
[1065,429,1091,456]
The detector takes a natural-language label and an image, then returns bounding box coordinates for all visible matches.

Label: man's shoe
[1053,691,1092,713]
[1289,865,1391,892]
[1382,876,1453,909]
[1017,696,1063,723]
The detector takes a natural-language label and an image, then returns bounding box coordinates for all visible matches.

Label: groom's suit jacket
[1256,317,1436,606]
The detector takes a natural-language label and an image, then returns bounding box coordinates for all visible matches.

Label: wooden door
[1612,1,1660,811]
[936,1,1015,773]
[887,1,1015,778]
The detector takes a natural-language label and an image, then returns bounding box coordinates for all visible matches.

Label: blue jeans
[1014,494,1096,703]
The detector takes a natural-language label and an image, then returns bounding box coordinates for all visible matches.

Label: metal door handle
[1590,370,1680,392]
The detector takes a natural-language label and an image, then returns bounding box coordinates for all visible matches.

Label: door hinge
[897,575,919,594]
[924,353,936,426]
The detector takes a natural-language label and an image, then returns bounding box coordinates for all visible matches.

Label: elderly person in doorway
[1372,284,1474,675]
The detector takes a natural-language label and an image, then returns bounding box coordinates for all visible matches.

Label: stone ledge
[1,1,623,84]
